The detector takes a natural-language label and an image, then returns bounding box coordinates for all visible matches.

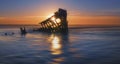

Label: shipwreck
[20,8,68,34]
[38,8,68,33]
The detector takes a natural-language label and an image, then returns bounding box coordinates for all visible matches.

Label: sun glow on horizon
[56,18,61,23]
[51,17,56,21]
[51,17,61,24]
[47,13,54,18]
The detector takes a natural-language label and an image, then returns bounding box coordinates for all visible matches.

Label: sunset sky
[0,0,120,25]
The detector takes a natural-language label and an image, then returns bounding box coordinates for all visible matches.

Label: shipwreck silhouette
[38,8,68,33]
[20,8,68,34]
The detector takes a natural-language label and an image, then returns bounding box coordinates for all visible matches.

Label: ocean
[0,25,120,64]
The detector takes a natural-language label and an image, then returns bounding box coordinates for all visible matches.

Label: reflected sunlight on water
[0,26,120,64]
[49,34,62,55]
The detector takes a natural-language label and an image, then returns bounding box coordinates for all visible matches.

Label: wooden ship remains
[38,8,68,33]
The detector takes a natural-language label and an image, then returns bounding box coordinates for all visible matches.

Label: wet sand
[0,26,120,64]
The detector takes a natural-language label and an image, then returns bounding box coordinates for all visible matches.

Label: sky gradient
[0,0,120,25]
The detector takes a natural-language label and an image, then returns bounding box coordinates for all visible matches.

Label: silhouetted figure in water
[20,27,27,35]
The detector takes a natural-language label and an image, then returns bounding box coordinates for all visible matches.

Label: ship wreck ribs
[39,8,68,33]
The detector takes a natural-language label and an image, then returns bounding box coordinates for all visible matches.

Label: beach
[0,25,120,64]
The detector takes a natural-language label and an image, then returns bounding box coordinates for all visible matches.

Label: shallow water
[0,26,120,64]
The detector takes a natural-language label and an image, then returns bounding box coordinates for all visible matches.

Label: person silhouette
[20,27,27,35]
